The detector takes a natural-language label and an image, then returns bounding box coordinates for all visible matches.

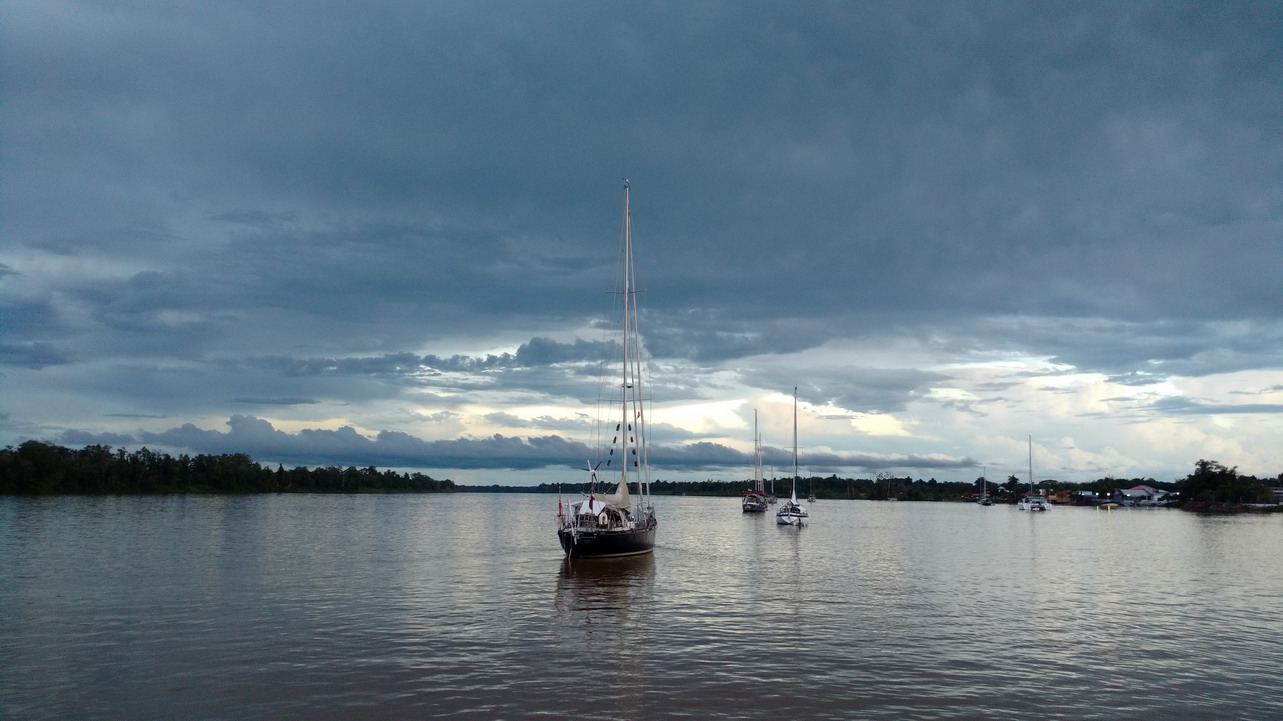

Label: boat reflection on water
[553,554,656,716]
[555,553,656,615]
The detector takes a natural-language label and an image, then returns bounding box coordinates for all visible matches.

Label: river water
[2,494,1280,719]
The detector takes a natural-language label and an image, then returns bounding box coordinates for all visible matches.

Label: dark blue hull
[558,519,657,558]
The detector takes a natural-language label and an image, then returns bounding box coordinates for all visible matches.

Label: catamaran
[1016,436,1050,512]
[557,181,659,557]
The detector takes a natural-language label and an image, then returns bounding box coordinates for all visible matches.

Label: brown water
[2,494,1280,719]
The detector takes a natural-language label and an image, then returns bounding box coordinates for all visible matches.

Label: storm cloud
[3,1,1280,484]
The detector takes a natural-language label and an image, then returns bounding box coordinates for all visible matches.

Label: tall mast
[1028,435,1033,494]
[792,387,799,501]
[754,409,763,493]
[620,179,649,502]
[619,180,631,489]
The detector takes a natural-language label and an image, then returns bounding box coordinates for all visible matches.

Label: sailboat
[742,410,768,513]
[1016,436,1050,512]
[776,388,809,526]
[977,465,992,506]
[557,180,659,557]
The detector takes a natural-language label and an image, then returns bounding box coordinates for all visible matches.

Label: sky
[3,1,1281,487]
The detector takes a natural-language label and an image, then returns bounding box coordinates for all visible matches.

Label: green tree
[1178,459,1269,508]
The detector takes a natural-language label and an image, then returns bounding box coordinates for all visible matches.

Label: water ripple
[2,496,1281,719]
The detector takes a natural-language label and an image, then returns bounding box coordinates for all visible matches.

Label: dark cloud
[4,1,1281,482]
[53,416,695,471]
[740,366,952,416]
[60,430,138,447]
[1104,372,1168,387]
[482,412,590,434]
[0,342,72,369]
[1148,398,1283,416]
[514,337,612,366]
[54,415,976,477]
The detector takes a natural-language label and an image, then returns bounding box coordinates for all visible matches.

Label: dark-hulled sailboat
[742,409,768,513]
[557,180,658,558]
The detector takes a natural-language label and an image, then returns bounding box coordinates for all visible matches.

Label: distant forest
[2,442,1277,510]
[0,441,453,494]
[489,473,1171,502]
[463,460,1280,509]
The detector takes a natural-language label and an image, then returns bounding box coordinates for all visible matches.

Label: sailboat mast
[792,387,799,500]
[617,181,631,490]
[754,409,763,493]
[620,180,649,503]
[1028,435,1033,495]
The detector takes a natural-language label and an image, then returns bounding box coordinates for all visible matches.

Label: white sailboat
[1016,436,1050,512]
[557,180,659,557]
[776,388,809,526]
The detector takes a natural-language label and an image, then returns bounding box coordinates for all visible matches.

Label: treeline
[495,475,977,502]
[494,474,1071,501]
[5,441,1274,508]
[1176,459,1276,510]
[476,463,1281,509]
[0,441,454,494]
[498,473,1182,501]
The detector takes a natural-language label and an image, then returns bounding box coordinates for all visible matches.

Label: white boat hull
[775,501,808,526]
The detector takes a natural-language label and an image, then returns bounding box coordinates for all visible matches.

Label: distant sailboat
[557,181,659,557]
[977,465,992,506]
[776,388,809,526]
[742,410,768,513]
[1016,436,1050,512]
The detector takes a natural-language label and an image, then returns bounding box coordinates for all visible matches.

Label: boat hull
[775,496,808,526]
[559,520,657,558]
